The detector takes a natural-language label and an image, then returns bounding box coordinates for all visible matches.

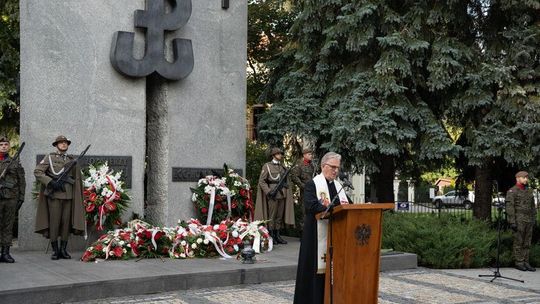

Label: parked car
[491,193,506,206]
[432,190,474,209]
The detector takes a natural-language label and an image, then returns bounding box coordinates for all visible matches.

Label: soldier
[0,136,25,263]
[34,135,85,260]
[506,171,537,272]
[290,147,316,228]
[254,147,295,244]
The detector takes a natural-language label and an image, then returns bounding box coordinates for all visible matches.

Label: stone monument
[19,0,246,250]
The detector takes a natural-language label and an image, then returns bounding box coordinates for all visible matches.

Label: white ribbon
[226,193,232,219]
[204,231,232,259]
[206,188,216,225]
[151,229,159,251]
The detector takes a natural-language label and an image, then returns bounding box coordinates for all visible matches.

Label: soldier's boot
[59,241,71,259]
[51,241,60,260]
[275,230,288,245]
[0,246,7,262]
[524,262,536,272]
[515,262,528,271]
[271,230,279,246]
[2,246,15,263]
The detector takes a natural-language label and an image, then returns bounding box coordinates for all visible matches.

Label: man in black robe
[294,152,348,304]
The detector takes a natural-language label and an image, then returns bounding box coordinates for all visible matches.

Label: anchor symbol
[110,0,194,80]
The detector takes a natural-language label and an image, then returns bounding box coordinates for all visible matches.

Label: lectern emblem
[110,0,194,80]
[355,224,371,246]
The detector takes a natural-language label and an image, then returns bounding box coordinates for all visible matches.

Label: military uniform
[0,140,25,263]
[290,158,316,198]
[259,160,288,229]
[290,153,316,229]
[254,148,295,244]
[506,173,537,271]
[34,135,85,260]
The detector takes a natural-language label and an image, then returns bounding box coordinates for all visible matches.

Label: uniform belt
[267,181,279,184]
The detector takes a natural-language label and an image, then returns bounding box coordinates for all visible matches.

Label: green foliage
[383,213,498,268]
[247,0,296,105]
[260,0,471,175]
[246,140,269,197]
[0,0,20,131]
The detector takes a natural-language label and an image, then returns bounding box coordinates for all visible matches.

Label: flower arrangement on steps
[81,218,273,262]
[191,164,254,225]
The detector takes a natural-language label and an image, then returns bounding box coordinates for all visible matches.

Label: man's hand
[510,224,518,232]
[49,180,64,191]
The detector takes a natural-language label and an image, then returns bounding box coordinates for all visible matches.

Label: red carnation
[95,243,103,251]
[215,204,222,210]
[89,193,97,202]
[130,242,139,256]
[85,203,95,213]
[201,207,208,214]
[81,250,93,262]
[154,231,164,240]
[232,200,238,209]
[115,219,123,226]
[113,246,123,257]
[216,195,223,202]
[239,189,247,197]
[104,201,117,211]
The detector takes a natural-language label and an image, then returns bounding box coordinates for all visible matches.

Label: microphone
[339,172,354,190]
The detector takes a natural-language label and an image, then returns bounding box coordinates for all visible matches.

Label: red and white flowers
[83,162,130,231]
[81,218,272,262]
[191,164,254,225]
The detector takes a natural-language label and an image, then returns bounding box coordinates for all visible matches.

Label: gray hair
[321,152,341,167]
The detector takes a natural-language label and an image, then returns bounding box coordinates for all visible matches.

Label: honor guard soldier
[290,147,316,227]
[254,147,295,244]
[0,136,25,263]
[34,135,86,260]
[506,171,537,271]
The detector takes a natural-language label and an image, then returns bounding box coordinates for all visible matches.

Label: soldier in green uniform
[506,171,537,271]
[290,147,316,229]
[0,136,25,263]
[34,135,85,260]
[254,147,295,244]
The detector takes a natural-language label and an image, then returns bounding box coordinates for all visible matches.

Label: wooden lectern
[321,203,394,304]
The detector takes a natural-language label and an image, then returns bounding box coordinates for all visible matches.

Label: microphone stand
[478,181,523,283]
[320,182,351,304]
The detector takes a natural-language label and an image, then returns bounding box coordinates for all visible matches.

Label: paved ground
[69,268,540,304]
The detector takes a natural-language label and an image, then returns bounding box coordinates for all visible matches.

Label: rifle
[267,166,291,200]
[44,144,91,197]
[0,142,26,190]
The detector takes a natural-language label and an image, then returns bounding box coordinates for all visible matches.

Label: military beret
[52,135,72,147]
[515,171,529,178]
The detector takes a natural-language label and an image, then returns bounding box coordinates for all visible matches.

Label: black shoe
[59,241,71,259]
[2,246,15,263]
[271,230,279,245]
[515,263,528,271]
[0,246,6,263]
[275,230,288,245]
[525,263,536,272]
[51,241,60,260]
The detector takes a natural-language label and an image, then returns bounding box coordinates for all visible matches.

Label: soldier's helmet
[270,147,283,156]
[302,147,313,154]
[52,135,72,147]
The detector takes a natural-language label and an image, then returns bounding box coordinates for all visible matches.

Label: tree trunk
[473,163,492,221]
[374,155,395,203]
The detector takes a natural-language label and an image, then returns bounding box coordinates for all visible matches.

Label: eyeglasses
[324,164,340,171]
